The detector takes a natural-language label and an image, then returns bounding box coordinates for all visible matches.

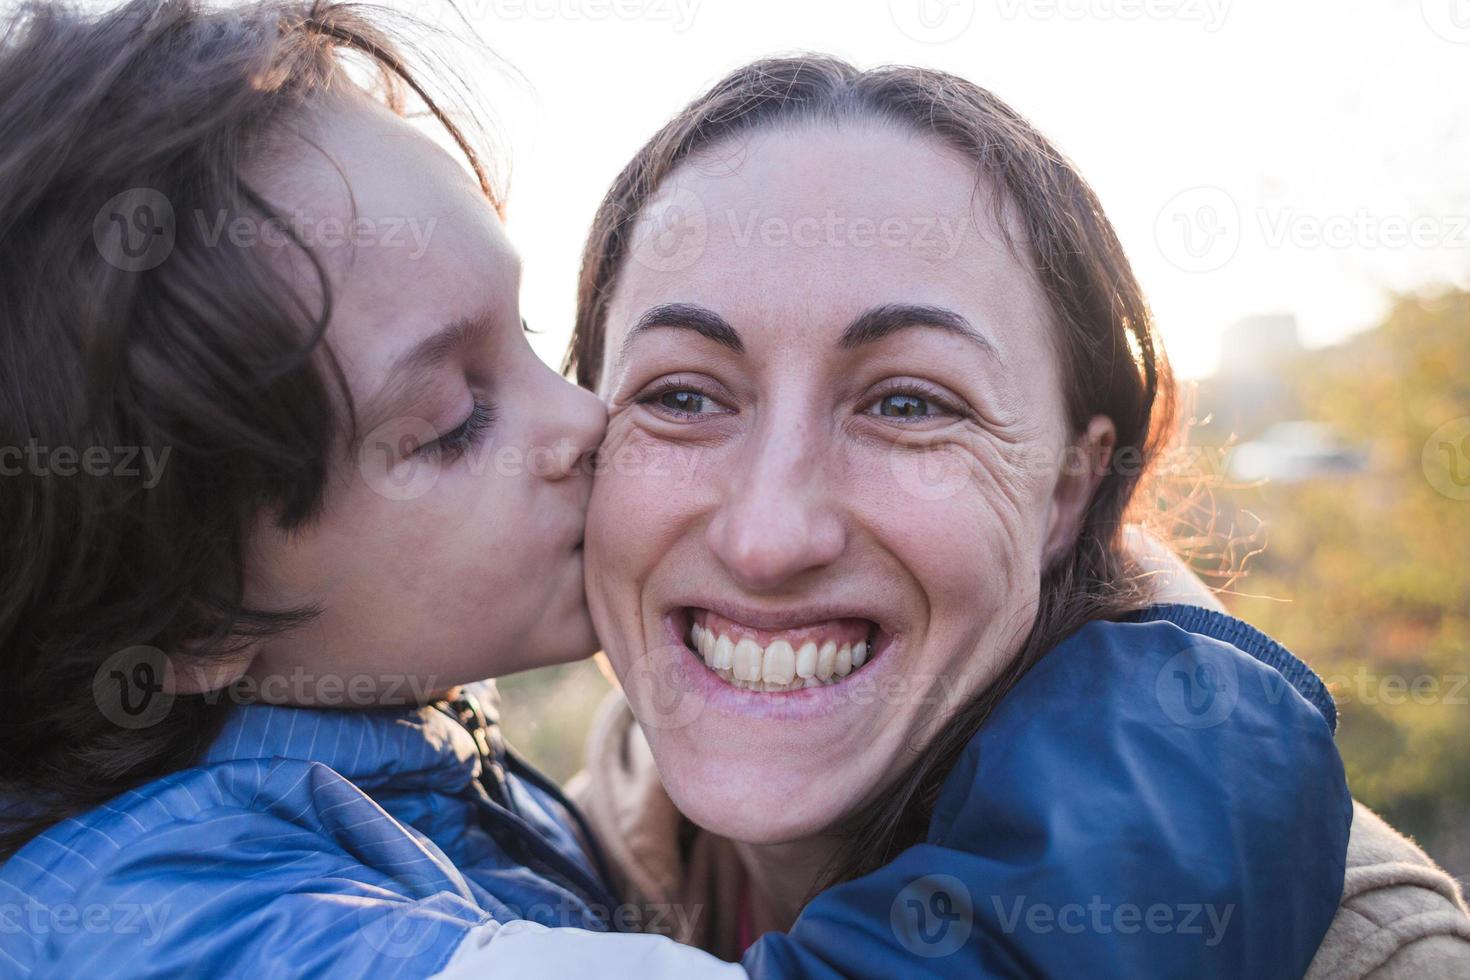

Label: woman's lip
[687,607,876,650]
[668,597,892,635]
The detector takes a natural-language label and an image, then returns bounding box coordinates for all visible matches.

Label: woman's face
[586,123,1109,843]
[217,90,607,705]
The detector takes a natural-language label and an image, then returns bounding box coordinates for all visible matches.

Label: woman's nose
[705,434,846,591]
[530,361,607,482]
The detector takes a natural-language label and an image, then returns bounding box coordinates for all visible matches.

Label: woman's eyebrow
[616,302,744,370]
[614,301,999,374]
[838,303,1000,359]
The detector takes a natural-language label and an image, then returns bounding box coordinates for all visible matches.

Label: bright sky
[406,0,1467,379]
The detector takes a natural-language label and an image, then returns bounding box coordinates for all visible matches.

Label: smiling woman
[566,55,1359,976]
[573,54,1167,881]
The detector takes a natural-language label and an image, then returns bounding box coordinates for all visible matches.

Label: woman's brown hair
[0,0,494,857]
[567,55,1176,890]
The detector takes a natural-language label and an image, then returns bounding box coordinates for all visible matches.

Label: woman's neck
[733,835,842,935]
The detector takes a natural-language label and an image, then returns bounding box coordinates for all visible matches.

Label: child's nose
[532,364,607,482]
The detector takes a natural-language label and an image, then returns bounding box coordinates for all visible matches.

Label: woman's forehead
[602,124,1052,380]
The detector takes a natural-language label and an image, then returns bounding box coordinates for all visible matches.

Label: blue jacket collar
[197,680,499,793]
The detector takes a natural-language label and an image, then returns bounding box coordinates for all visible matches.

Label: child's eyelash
[422,400,496,458]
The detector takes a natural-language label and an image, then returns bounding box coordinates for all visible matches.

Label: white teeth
[795,642,818,679]
[688,620,877,691]
[711,634,734,669]
[733,639,763,682]
[816,640,836,680]
[762,640,796,685]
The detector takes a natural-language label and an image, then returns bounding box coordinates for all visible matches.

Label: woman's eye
[658,390,709,414]
[638,384,730,418]
[861,384,970,424]
[873,393,931,418]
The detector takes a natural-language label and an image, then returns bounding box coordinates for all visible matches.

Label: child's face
[216,89,606,705]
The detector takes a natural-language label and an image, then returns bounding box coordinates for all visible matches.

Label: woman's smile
[685,610,876,690]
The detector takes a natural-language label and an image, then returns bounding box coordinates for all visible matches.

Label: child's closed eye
[419,400,496,459]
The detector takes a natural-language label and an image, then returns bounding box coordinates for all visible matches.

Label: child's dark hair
[0,0,494,857]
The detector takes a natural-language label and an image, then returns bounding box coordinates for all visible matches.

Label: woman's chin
[659,760,853,845]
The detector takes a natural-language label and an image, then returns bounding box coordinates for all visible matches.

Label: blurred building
[1194,313,1367,481]
[1227,420,1367,483]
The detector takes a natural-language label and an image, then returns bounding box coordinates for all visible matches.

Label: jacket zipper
[435,691,620,927]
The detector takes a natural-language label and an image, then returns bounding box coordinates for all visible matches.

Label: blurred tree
[1198,288,1470,877]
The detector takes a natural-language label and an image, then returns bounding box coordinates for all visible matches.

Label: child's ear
[165,647,258,695]
[1042,415,1117,566]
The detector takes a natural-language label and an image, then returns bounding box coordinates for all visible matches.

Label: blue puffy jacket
[0,683,620,977]
[0,605,1350,978]
[742,604,1351,978]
